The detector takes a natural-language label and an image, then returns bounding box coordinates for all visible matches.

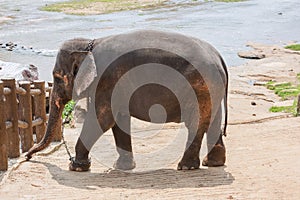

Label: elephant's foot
[177,157,200,170]
[202,144,226,167]
[114,156,136,170]
[69,157,91,172]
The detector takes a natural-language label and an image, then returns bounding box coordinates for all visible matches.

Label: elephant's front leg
[69,104,114,172]
[69,138,91,172]
[112,112,136,170]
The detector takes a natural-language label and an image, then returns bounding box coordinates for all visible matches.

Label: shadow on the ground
[30,160,234,190]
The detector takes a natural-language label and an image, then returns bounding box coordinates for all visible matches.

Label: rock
[0,60,39,81]
[273,100,294,107]
[238,51,266,59]
[6,42,14,47]
[253,81,268,86]
[1,42,57,57]
[251,101,257,106]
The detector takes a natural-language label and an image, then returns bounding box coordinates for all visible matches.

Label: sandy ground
[0,43,300,199]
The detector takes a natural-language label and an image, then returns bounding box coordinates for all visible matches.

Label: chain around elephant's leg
[69,138,91,172]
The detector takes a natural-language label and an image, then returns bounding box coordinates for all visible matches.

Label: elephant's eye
[54,77,64,84]
[72,63,79,77]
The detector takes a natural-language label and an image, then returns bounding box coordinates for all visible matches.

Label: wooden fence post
[2,78,19,158]
[47,81,53,97]
[0,81,8,171]
[33,81,46,143]
[19,81,33,152]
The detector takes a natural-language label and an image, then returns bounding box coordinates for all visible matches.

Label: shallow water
[0,0,299,81]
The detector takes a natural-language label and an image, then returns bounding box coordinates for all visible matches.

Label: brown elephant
[26,30,228,172]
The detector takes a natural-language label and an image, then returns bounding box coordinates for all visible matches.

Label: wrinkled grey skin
[26,30,228,172]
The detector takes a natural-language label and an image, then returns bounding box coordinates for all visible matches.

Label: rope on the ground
[35,143,64,157]
[228,113,293,125]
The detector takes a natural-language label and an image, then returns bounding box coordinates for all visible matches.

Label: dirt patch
[0,43,300,199]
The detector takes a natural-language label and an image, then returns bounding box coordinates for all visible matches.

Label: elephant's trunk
[25,92,64,160]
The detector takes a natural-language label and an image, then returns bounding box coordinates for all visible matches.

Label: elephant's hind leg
[178,105,211,170]
[112,112,136,170]
[202,106,226,167]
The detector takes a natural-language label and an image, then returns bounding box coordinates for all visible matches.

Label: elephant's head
[26,39,97,160]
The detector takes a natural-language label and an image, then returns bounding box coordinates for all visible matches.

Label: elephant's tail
[222,89,228,137]
[221,57,229,137]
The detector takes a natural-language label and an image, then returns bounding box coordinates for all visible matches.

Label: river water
[0,0,299,81]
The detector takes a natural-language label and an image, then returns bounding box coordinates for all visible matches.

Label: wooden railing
[0,78,58,171]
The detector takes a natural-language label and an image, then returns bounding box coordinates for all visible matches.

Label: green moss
[266,82,291,90]
[277,89,299,99]
[285,44,300,51]
[297,73,300,81]
[269,105,293,113]
[41,0,94,12]
[265,82,299,100]
[266,79,300,115]
[41,0,165,15]
[269,100,297,116]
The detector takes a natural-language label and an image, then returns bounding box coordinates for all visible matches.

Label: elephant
[26,30,228,172]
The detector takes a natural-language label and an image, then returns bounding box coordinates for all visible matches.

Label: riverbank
[0,43,300,199]
[41,0,168,15]
[40,0,248,15]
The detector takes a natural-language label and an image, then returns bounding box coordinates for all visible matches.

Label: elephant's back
[95,30,227,92]
[100,30,219,63]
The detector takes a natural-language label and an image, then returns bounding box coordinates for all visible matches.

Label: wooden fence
[0,78,60,171]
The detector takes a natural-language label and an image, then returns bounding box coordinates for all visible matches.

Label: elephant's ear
[72,51,97,99]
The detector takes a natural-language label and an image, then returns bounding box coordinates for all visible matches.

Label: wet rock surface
[0,60,39,81]
[1,41,57,57]
[238,51,266,59]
